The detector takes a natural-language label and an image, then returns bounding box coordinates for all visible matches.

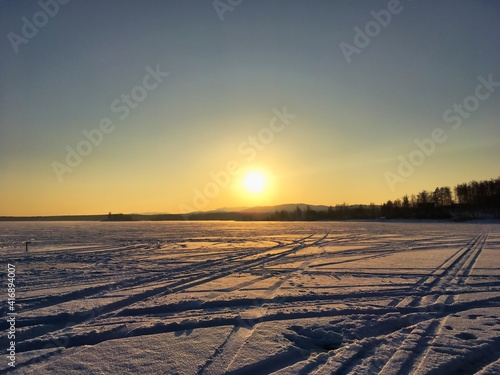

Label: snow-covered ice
[1,221,499,374]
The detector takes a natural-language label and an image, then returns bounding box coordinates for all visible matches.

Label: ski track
[1,222,499,374]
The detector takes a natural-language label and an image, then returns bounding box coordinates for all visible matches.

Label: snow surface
[1,221,499,374]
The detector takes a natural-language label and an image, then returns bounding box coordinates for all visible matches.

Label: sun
[243,172,266,194]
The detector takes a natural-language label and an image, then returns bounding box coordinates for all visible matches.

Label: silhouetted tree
[295,206,303,220]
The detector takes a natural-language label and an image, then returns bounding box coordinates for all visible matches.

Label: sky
[1,0,499,216]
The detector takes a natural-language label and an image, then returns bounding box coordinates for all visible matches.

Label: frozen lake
[1,221,499,374]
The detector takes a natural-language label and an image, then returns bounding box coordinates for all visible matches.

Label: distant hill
[210,206,249,213]
[240,204,330,214]
[0,204,355,221]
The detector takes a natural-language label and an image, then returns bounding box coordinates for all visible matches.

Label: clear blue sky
[1,0,499,215]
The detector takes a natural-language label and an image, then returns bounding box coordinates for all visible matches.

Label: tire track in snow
[375,231,489,375]
[387,232,486,308]
[427,231,487,306]
[12,294,500,356]
[10,232,328,369]
[100,232,491,324]
[457,232,488,285]
[306,231,490,375]
[109,233,328,317]
[200,236,452,375]
[377,320,441,375]
[3,242,281,355]
[18,235,295,307]
[197,231,332,375]
[197,326,254,375]
[16,237,289,319]
[98,232,496,328]
[409,231,490,375]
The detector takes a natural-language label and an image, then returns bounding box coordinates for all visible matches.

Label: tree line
[267,204,380,221]
[267,176,500,221]
[380,177,500,220]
